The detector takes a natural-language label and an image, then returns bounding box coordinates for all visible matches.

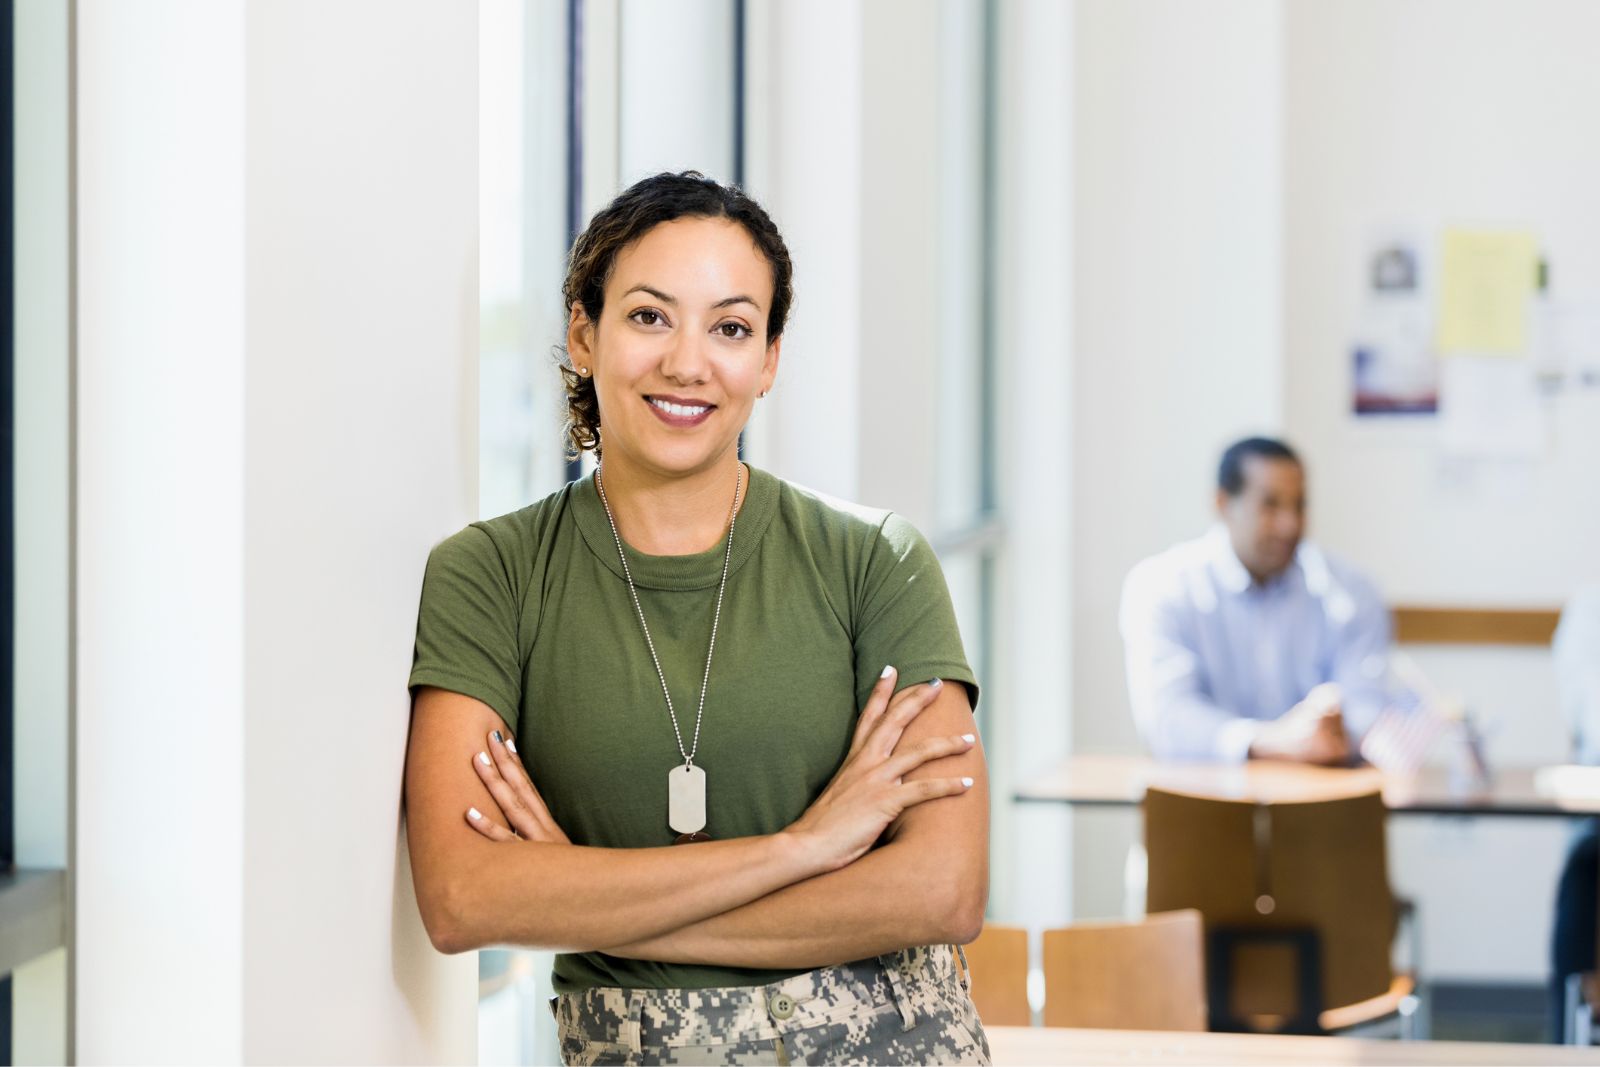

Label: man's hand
[1249,682,1352,765]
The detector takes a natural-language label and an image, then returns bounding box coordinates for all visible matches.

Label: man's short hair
[1218,437,1301,496]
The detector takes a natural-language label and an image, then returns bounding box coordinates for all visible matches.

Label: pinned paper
[1436,228,1538,355]
[1437,356,1544,458]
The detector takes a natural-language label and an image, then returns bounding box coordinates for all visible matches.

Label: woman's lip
[644,395,715,428]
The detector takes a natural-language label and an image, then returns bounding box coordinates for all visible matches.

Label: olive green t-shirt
[407,465,978,993]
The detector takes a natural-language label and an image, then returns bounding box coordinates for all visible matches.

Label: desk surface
[987,1025,1600,1065]
[1014,755,1600,817]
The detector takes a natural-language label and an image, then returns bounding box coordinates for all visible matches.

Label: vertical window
[476,2,570,1063]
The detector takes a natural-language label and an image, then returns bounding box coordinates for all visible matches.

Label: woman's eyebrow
[621,284,761,313]
[623,283,676,304]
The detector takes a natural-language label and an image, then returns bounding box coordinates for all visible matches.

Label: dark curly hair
[559,171,794,457]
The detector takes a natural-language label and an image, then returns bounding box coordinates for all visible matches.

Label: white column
[76,2,249,1056]
[993,0,1077,932]
[75,1,479,1060]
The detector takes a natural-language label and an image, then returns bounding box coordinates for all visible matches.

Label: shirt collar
[1206,523,1302,595]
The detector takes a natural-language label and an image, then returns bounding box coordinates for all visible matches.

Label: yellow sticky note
[1436,228,1538,355]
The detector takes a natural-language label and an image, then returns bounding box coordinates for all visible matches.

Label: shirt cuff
[1216,718,1262,764]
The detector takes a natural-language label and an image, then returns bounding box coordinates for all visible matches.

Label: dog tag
[668,764,707,836]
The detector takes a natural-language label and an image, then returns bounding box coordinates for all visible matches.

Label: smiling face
[567,216,780,480]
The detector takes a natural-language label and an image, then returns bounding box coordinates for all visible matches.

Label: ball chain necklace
[595,462,743,844]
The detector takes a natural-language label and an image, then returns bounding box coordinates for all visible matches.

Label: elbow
[928,863,987,946]
[417,878,477,956]
[946,884,987,947]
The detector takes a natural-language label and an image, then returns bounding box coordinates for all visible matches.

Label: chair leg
[1397,993,1420,1042]
[1568,973,1593,1045]
[1396,897,1428,1040]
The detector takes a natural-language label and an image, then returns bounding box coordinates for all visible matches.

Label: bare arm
[404,672,972,955]
[599,679,988,968]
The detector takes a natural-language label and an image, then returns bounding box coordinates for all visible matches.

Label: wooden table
[987,1025,1600,1064]
[1014,754,1600,818]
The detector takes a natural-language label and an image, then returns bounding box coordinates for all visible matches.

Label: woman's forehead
[609,217,773,302]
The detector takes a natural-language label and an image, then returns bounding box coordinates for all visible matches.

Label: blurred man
[1119,437,1395,764]
[1551,588,1599,1041]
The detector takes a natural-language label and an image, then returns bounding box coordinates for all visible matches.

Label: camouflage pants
[552,944,992,1065]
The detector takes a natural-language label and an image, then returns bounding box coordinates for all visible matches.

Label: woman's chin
[613,435,740,478]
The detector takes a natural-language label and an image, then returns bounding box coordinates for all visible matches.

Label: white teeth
[650,397,709,417]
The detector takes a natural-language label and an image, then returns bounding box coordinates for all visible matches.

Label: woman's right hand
[783,666,976,874]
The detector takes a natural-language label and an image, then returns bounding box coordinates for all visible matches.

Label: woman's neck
[596,452,748,557]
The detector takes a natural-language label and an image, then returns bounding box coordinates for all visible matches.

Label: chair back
[1144,785,1395,1028]
[1041,910,1207,1031]
[959,924,1031,1026]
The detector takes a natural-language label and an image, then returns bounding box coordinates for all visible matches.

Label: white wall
[1282,0,1600,981]
[1070,0,1285,919]
[75,1,479,1059]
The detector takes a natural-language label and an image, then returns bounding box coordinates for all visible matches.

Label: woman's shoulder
[430,479,582,572]
[762,469,932,561]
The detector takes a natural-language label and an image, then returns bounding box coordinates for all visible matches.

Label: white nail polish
[962,733,975,743]
[477,751,491,766]
[506,738,518,754]
[468,807,482,820]
[881,664,895,679]
[961,777,974,787]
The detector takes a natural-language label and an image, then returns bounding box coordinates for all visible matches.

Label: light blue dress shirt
[1119,525,1396,763]
[1555,587,1600,767]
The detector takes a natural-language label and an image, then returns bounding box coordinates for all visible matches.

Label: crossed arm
[403,673,988,966]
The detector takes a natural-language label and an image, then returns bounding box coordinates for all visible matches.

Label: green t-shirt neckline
[570,464,780,591]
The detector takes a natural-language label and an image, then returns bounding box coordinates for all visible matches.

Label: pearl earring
[758,389,768,399]
[578,366,590,376]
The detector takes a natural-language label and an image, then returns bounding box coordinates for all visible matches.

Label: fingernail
[468,807,482,820]
[492,730,503,744]
[477,751,491,766]
[961,777,974,787]
[881,665,895,679]
[506,738,518,754]
[962,733,975,743]
[930,677,943,689]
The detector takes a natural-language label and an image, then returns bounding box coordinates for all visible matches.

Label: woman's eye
[630,309,663,327]
[718,322,752,339]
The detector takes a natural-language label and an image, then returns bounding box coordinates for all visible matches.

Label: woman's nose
[658,329,710,384]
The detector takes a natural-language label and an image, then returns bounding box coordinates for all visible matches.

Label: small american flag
[1358,653,1456,774]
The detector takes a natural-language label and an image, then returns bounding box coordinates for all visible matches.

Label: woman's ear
[759,336,782,396]
[567,304,596,369]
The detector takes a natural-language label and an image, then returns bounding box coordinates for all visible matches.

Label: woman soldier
[404,171,991,1065]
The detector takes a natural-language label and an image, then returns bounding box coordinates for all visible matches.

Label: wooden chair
[1041,910,1208,1031]
[1143,786,1418,1036]
[957,924,1031,1026]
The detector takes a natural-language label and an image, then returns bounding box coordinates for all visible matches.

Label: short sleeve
[408,524,522,734]
[852,514,979,712]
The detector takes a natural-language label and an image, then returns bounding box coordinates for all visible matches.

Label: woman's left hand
[466,729,571,844]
